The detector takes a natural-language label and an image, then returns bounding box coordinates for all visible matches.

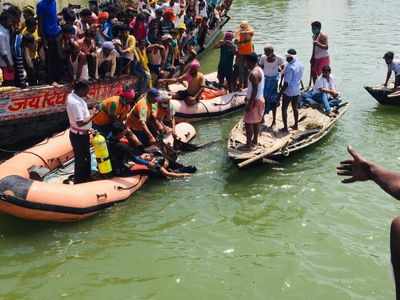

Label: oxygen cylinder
[91,132,112,175]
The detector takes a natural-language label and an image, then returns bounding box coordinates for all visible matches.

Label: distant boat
[364,84,400,105]
[227,102,350,168]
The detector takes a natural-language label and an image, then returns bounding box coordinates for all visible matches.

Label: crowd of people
[0,0,232,90]
[226,20,341,149]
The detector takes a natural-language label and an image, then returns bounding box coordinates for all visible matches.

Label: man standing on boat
[383,51,400,89]
[279,49,304,133]
[66,81,98,184]
[310,21,329,86]
[36,0,62,84]
[243,52,264,149]
[259,45,284,128]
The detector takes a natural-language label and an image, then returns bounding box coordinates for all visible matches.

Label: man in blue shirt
[279,49,304,133]
[37,0,62,83]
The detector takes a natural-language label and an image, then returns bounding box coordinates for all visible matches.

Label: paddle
[388,90,400,98]
[307,40,316,90]
[174,138,220,152]
[238,136,291,168]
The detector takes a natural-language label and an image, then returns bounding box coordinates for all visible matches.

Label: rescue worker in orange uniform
[92,85,136,137]
[235,21,254,89]
[152,90,176,136]
[126,88,161,146]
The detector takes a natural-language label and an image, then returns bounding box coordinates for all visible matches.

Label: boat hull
[0,78,135,149]
[0,123,196,222]
[364,86,400,105]
[228,103,350,167]
[169,72,246,122]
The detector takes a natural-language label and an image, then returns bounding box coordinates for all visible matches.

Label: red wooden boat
[0,77,135,149]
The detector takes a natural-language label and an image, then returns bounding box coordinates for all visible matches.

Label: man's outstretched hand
[337,146,372,184]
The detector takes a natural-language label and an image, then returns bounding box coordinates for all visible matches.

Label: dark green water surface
[2,0,400,299]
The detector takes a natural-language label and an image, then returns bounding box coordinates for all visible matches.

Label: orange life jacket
[127,97,156,131]
[93,96,131,126]
[238,32,253,55]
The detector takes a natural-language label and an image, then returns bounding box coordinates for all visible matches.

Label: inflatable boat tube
[168,72,246,121]
[0,123,196,222]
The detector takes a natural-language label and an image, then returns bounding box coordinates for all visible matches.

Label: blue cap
[148,88,161,100]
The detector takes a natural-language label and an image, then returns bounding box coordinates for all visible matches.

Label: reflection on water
[1,0,400,299]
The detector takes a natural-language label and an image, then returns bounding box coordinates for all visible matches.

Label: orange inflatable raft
[169,72,247,122]
[0,123,196,222]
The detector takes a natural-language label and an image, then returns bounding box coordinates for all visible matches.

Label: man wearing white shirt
[66,81,97,184]
[302,65,339,114]
[383,51,400,88]
[259,45,284,127]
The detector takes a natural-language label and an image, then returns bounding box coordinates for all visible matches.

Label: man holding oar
[309,21,330,87]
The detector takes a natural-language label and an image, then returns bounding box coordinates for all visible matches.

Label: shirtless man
[159,60,205,106]
[337,146,400,300]
[310,21,329,85]
[243,52,265,149]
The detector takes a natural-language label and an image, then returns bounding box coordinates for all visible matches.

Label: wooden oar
[388,90,400,98]
[307,41,316,90]
[237,136,291,168]
[174,138,220,152]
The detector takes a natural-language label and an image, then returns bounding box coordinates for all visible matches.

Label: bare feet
[279,128,289,134]
[291,125,298,130]
[237,144,255,151]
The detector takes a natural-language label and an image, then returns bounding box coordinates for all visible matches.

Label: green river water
[2,0,400,299]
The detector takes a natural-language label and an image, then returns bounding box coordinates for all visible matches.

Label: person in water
[243,52,265,150]
[140,152,195,178]
[301,65,340,116]
[259,45,284,127]
[337,146,400,300]
[279,49,304,133]
[310,21,329,85]
[159,60,205,106]
[105,122,154,176]
[383,51,400,89]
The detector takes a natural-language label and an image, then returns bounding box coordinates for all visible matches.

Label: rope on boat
[0,147,50,169]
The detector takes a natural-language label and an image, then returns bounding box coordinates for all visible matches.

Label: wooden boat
[0,122,196,222]
[364,84,400,105]
[0,12,231,149]
[0,77,135,149]
[228,102,350,168]
[169,72,246,122]
[200,15,231,54]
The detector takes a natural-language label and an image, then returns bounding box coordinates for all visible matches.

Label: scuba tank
[91,131,112,175]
